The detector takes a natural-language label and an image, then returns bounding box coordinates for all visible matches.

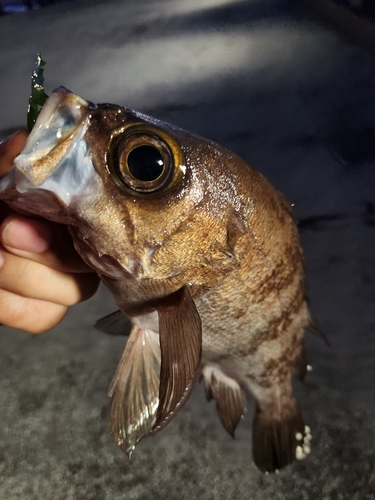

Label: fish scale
[0,86,318,472]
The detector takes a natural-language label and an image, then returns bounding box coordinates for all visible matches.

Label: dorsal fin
[152,286,202,433]
[307,317,329,346]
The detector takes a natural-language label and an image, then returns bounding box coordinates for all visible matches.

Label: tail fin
[252,407,311,472]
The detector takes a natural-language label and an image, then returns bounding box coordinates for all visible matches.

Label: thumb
[0,215,95,274]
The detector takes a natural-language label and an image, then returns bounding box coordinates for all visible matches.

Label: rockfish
[0,87,318,472]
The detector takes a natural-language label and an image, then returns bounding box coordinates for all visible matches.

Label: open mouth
[0,88,99,217]
[14,87,91,186]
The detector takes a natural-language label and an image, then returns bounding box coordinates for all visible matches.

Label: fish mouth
[0,87,98,216]
[15,86,90,186]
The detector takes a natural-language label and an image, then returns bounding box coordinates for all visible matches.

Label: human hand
[0,131,99,333]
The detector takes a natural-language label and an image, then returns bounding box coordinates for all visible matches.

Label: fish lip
[25,85,89,147]
[0,86,95,206]
[10,88,92,188]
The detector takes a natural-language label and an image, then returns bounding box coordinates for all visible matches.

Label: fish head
[0,88,242,284]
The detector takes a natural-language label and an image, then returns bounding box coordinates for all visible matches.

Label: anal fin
[109,325,161,455]
[202,365,246,437]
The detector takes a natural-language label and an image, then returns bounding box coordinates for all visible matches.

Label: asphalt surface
[0,0,375,499]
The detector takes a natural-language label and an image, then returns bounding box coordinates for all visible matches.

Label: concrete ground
[301,0,375,56]
[0,0,374,498]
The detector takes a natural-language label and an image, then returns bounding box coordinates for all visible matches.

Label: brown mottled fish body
[0,88,314,472]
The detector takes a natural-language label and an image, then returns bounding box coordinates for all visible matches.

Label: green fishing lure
[27,53,49,132]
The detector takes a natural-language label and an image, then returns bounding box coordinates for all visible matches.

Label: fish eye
[127,145,165,182]
[108,125,185,195]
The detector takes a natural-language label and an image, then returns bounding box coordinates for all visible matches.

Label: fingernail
[2,218,52,254]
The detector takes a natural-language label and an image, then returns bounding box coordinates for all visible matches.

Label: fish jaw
[0,87,100,216]
[18,86,91,184]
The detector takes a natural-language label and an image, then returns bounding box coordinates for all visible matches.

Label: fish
[0,86,319,472]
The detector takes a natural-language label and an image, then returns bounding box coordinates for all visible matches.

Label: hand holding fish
[0,131,99,333]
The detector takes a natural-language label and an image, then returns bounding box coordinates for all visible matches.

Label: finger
[0,248,99,306]
[0,215,94,274]
[0,288,68,334]
[0,130,28,176]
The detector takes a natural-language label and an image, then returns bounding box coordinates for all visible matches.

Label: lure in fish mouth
[0,87,320,472]
[0,88,92,220]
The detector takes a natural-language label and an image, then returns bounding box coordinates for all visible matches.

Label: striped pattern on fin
[152,286,202,433]
[202,365,246,437]
[252,407,306,473]
[108,325,161,456]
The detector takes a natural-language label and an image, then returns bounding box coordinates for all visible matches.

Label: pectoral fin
[152,286,202,432]
[109,325,161,455]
